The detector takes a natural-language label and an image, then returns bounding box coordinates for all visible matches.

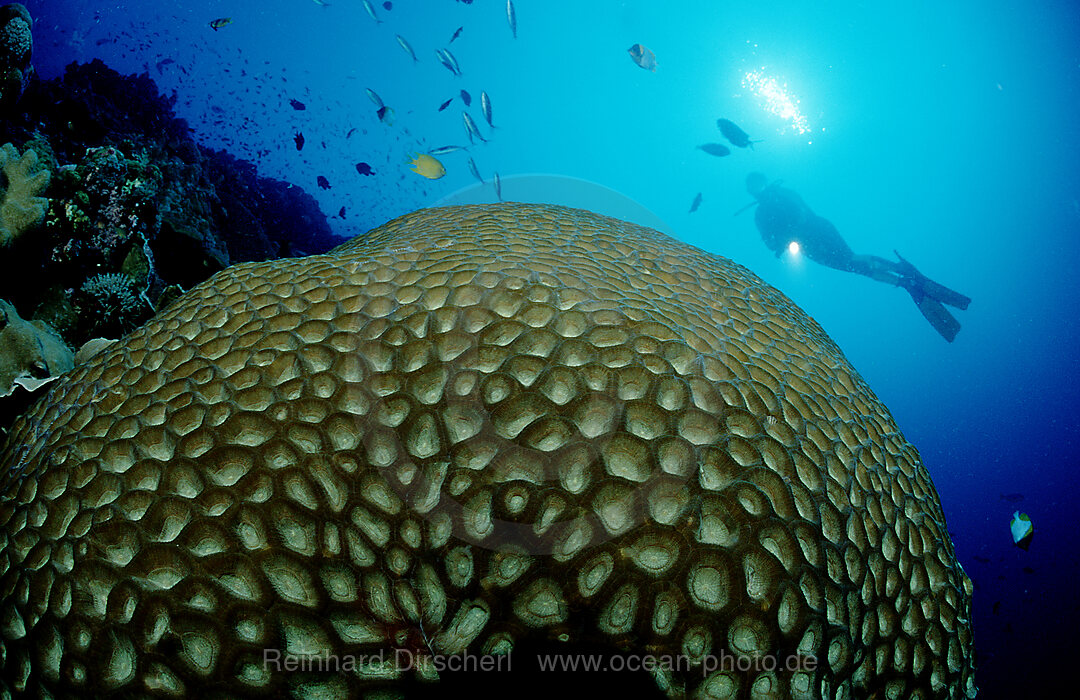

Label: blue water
[25,0,1080,695]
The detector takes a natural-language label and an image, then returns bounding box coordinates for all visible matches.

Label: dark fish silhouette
[450,26,463,43]
[689,192,703,213]
[460,89,472,106]
[1000,493,1024,503]
[992,601,1001,615]
[294,132,305,151]
[627,43,657,71]
[355,162,375,176]
[717,118,759,149]
[317,176,330,190]
[438,97,454,112]
[698,143,731,157]
[383,1,392,9]
[338,206,346,218]
[289,98,306,110]
[973,555,991,564]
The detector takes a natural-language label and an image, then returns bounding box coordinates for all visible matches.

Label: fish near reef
[355,162,374,176]
[429,145,465,156]
[462,111,487,143]
[409,153,445,179]
[362,0,381,23]
[209,17,232,30]
[717,117,760,149]
[293,131,305,150]
[467,156,484,183]
[698,143,731,157]
[0,203,976,698]
[628,43,657,71]
[396,35,417,63]
[480,90,495,128]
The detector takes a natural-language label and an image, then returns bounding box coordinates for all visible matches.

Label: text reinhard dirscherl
[262,648,818,675]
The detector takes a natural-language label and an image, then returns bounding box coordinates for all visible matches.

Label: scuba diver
[742,172,972,342]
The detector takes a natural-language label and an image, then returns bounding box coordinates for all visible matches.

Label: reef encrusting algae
[0,203,976,698]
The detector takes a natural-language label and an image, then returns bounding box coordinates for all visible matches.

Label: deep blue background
[24,1,1080,696]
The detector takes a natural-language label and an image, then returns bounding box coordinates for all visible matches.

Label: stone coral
[0,204,975,698]
[0,141,49,246]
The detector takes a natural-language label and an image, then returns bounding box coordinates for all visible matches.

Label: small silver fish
[480,91,495,129]
[462,111,487,144]
[366,88,384,109]
[493,171,502,201]
[377,105,395,125]
[429,145,466,156]
[443,48,461,75]
[435,49,460,76]
[395,35,417,63]
[361,0,381,23]
[506,0,517,39]
[467,157,484,184]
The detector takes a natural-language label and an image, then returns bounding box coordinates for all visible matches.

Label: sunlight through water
[742,69,810,135]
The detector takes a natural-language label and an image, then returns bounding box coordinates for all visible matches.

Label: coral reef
[0,296,70,431]
[0,4,31,109]
[78,272,145,337]
[0,204,976,698]
[0,59,342,362]
[0,140,48,246]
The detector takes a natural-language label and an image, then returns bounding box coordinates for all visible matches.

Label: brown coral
[0,297,71,398]
[0,204,975,698]
[0,141,49,247]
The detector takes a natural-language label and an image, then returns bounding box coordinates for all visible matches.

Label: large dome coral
[0,203,975,698]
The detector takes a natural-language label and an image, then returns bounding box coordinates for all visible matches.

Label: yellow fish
[409,153,445,180]
[209,17,233,31]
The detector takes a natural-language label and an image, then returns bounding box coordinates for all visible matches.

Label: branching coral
[78,271,144,335]
[0,141,49,246]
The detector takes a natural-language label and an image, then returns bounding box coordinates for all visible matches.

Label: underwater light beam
[742,69,810,135]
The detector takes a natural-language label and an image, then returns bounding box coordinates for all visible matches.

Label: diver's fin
[894,250,972,310]
[906,287,962,342]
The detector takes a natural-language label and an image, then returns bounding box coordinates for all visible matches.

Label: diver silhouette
[743,172,972,342]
